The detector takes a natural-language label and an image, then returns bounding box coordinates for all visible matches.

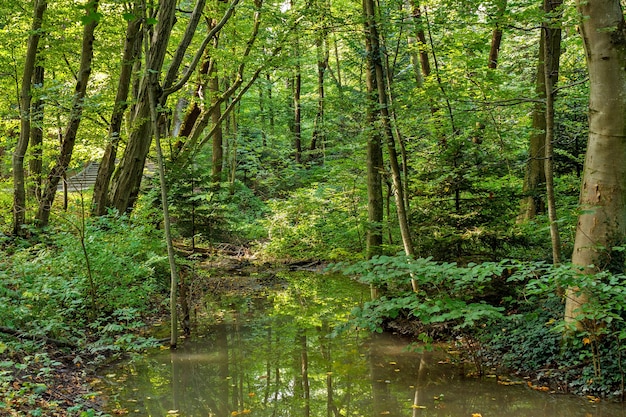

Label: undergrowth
[333,255,626,399]
[0,211,171,416]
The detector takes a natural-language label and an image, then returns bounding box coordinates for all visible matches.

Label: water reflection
[103,274,626,417]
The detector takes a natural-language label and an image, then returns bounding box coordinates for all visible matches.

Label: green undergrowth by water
[332,255,626,399]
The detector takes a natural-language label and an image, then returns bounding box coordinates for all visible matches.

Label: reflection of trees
[106,274,626,417]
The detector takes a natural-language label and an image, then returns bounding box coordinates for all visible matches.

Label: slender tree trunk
[293,48,302,163]
[565,0,626,324]
[36,0,99,227]
[363,0,414,259]
[310,6,329,154]
[408,0,431,79]
[519,0,562,221]
[92,6,143,216]
[365,33,384,261]
[542,1,563,265]
[13,0,47,235]
[149,78,179,348]
[210,59,224,185]
[170,0,264,168]
[29,64,45,201]
[487,0,507,69]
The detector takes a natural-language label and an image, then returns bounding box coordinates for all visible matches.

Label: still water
[102,272,626,417]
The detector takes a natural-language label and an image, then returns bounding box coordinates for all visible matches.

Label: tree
[92,2,143,216]
[519,0,562,222]
[565,0,626,323]
[487,0,507,69]
[362,0,414,259]
[12,0,47,235]
[364,20,384,261]
[36,0,100,227]
[542,0,563,266]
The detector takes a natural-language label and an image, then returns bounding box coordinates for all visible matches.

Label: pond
[101,272,626,417]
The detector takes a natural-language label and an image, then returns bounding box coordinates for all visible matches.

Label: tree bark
[565,0,626,324]
[92,5,143,216]
[408,0,431,79]
[13,0,47,235]
[293,45,302,163]
[36,0,99,227]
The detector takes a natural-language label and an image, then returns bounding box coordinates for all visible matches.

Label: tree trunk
[310,6,329,154]
[293,48,302,164]
[408,0,431,79]
[108,0,178,214]
[210,58,224,186]
[565,0,626,324]
[363,0,414,260]
[28,64,45,201]
[364,31,384,260]
[92,6,143,216]
[36,0,99,227]
[487,0,507,69]
[519,0,562,221]
[542,1,563,266]
[149,73,179,349]
[13,0,47,235]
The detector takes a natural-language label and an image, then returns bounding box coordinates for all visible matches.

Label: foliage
[335,255,626,397]
[165,160,269,243]
[333,256,509,336]
[0,210,167,349]
[259,180,366,261]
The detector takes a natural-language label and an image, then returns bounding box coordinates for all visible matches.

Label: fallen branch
[0,326,77,349]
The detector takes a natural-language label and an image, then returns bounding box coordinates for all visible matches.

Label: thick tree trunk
[519,0,562,221]
[565,0,626,324]
[13,0,47,235]
[92,8,143,216]
[108,0,178,214]
[36,0,99,226]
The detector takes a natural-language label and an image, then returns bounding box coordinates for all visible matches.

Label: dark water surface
[102,273,626,417]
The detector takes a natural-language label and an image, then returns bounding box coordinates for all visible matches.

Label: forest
[1,0,626,414]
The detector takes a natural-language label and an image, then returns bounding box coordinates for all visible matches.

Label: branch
[0,326,77,349]
[163,0,241,96]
